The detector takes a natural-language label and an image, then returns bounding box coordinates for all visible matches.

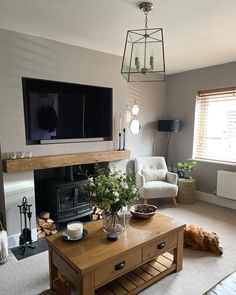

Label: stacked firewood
[36,211,57,239]
[92,206,104,221]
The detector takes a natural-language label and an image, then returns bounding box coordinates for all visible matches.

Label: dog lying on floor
[184,224,223,256]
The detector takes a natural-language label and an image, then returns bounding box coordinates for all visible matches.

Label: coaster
[62,229,88,241]
[107,232,118,241]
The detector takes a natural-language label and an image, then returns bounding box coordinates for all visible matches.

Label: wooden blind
[193,87,236,163]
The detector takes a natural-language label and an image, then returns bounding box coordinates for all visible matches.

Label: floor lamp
[157,120,181,171]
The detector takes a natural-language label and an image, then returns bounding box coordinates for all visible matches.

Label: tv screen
[22,78,113,144]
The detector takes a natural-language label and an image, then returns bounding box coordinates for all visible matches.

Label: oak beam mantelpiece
[2,150,130,173]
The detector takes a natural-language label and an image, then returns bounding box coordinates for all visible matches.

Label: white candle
[67,222,83,239]
[119,113,122,133]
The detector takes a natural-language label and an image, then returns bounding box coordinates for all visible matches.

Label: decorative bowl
[130,204,158,219]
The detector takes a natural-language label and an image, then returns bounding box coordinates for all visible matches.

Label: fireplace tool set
[18,196,35,255]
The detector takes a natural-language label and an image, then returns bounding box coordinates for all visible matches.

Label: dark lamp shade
[158,120,181,132]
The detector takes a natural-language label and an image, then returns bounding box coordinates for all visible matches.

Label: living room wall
[0,28,166,159]
[0,28,167,245]
[167,62,236,205]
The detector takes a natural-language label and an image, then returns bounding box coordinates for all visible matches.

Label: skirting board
[196,190,236,210]
[8,228,37,249]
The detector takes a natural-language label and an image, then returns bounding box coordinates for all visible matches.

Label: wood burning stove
[34,163,108,224]
[44,179,93,224]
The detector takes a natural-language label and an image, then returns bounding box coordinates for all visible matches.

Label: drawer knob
[115,261,125,270]
[157,242,165,249]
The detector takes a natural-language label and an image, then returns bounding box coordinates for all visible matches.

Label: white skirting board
[196,191,236,210]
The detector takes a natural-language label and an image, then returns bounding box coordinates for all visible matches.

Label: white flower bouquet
[84,167,139,212]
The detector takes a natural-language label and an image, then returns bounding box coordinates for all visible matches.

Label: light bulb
[132,102,139,115]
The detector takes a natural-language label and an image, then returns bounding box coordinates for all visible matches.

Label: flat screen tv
[22,77,113,144]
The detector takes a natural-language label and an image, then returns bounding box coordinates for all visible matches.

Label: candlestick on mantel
[123,128,126,150]
[118,132,122,151]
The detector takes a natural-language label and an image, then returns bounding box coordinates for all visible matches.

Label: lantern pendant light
[121,2,166,82]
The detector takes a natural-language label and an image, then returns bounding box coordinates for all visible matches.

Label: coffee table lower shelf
[52,252,175,295]
[95,252,175,295]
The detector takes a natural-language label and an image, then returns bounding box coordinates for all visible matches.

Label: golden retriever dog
[184,224,223,256]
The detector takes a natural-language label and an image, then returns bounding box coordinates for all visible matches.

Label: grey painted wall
[167,62,236,194]
[0,28,166,242]
[0,144,6,228]
[0,28,167,158]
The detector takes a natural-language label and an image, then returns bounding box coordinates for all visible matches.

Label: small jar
[9,152,17,159]
[25,151,32,158]
[17,151,25,159]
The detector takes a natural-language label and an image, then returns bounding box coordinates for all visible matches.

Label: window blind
[193,88,236,163]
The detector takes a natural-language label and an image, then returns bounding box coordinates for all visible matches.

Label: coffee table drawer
[94,248,142,287]
[143,233,177,261]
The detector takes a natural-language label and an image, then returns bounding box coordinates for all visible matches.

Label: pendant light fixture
[121,2,165,82]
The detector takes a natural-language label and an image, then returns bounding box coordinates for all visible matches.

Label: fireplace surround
[1,150,130,248]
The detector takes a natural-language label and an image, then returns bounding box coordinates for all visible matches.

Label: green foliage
[177,161,197,171]
[84,167,139,212]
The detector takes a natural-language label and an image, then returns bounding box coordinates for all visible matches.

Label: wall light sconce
[131,101,139,115]
[130,117,140,134]
[130,100,141,134]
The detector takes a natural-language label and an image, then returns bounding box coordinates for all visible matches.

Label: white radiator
[216,170,236,200]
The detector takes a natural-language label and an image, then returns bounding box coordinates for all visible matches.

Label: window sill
[189,158,236,166]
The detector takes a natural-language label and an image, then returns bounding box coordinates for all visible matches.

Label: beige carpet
[0,200,235,295]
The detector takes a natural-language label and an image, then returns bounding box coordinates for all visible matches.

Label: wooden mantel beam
[2,150,130,173]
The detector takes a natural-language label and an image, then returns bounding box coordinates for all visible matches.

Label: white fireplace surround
[2,151,130,248]
[3,171,37,248]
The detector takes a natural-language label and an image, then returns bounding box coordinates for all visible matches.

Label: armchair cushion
[166,171,178,185]
[141,181,178,199]
[141,168,166,182]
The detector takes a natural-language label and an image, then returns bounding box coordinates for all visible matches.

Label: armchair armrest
[166,171,178,185]
[136,172,145,188]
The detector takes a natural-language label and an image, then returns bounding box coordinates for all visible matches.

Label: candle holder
[118,132,122,150]
[122,128,126,150]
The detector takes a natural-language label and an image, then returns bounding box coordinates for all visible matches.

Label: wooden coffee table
[47,213,185,295]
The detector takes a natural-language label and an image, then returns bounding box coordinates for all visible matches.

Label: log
[50,230,57,235]
[46,218,54,224]
[37,219,46,227]
[47,223,56,231]
[43,228,51,236]
[39,211,50,219]
[42,222,54,229]
[38,231,46,239]
[37,214,57,236]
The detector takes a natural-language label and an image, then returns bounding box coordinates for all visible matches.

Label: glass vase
[103,209,125,235]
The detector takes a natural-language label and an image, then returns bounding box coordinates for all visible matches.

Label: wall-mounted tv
[22,77,113,144]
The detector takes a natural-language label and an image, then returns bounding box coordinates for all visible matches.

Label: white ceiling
[0,0,236,75]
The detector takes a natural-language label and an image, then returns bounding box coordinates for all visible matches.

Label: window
[193,87,236,164]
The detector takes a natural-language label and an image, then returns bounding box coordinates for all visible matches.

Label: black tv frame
[22,77,113,145]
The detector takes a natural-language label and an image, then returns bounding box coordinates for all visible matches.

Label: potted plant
[177,161,197,179]
[84,167,139,240]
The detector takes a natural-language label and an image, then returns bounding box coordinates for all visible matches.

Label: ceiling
[0,0,236,75]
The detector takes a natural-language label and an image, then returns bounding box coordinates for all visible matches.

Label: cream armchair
[135,156,178,207]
